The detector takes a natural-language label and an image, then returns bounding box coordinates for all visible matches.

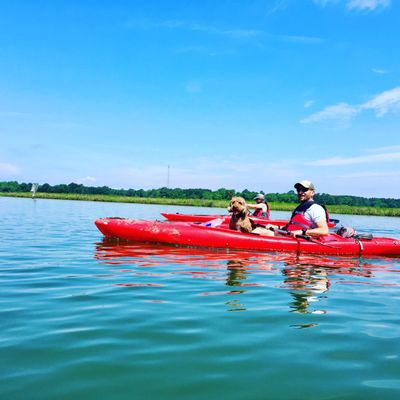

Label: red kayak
[160,212,339,228]
[95,218,400,257]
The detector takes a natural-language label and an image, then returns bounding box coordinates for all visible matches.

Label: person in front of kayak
[246,193,270,219]
[253,180,329,237]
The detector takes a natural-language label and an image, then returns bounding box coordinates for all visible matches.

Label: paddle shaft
[270,227,339,249]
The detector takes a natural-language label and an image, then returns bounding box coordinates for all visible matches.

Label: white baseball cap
[294,180,315,190]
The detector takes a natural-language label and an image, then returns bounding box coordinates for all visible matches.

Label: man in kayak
[246,193,270,218]
[253,180,329,237]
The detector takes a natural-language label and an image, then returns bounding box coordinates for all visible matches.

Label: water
[1,196,400,400]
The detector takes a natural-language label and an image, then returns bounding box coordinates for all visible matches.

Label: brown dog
[227,196,254,233]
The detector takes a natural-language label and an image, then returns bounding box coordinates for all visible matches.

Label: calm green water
[1,197,400,400]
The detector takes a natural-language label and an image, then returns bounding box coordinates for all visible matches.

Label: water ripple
[2,198,400,400]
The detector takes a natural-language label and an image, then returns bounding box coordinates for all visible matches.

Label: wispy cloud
[126,19,324,45]
[111,156,299,191]
[308,147,400,166]
[266,0,290,15]
[360,87,400,117]
[303,100,313,108]
[365,145,400,153]
[301,86,400,124]
[346,0,390,11]
[0,111,30,118]
[337,170,400,178]
[372,68,389,74]
[270,33,324,44]
[313,0,390,11]
[144,20,263,39]
[312,0,337,6]
[76,176,97,185]
[300,102,359,123]
[304,100,314,108]
[0,162,20,174]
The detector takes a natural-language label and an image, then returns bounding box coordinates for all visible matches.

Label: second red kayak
[161,212,339,228]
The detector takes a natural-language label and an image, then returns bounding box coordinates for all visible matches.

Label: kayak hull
[95,218,400,257]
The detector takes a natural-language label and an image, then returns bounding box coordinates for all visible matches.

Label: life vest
[285,200,329,232]
[252,202,270,219]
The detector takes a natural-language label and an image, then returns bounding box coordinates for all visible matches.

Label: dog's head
[228,196,248,214]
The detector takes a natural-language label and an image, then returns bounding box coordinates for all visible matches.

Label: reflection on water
[225,259,250,311]
[277,255,378,319]
[283,265,329,315]
[95,238,277,312]
[226,259,249,289]
[94,238,396,316]
[282,256,376,317]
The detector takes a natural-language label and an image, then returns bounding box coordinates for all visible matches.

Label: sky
[1,0,399,198]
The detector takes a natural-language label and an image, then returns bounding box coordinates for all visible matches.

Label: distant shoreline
[2,192,400,217]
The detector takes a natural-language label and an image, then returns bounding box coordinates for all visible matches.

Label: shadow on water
[94,238,397,315]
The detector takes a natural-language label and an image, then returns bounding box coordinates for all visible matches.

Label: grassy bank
[2,192,400,217]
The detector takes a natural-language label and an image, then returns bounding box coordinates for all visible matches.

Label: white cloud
[159,20,263,39]
[365,145,400,153]
[372,68,389,74]
[301,86,400,124]
[346,0,390,11]
[304,100,314,108]
[107,156,299,192]
[361,87,400,117]
[300,102,359,123]
[338,170,400,178]
[271,33,324,44]
[76,176,97,184]
[128,19,323,45]
[313,0,338,6]
[0,162,20,174]
[266,0,289,15]
[308,150,400,167]
[0,111,30,118]
[313,0,390,10]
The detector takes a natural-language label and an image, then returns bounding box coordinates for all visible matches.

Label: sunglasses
[296,187,310,193]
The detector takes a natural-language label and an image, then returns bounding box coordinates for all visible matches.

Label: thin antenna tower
[167,165,170,188]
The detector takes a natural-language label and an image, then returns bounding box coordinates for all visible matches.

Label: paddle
[269,227,340,249]
[294,234,340,249]
[288,230,374,247]
[354,233,373,240]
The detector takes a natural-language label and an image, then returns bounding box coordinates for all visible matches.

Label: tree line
[1,180,400,208]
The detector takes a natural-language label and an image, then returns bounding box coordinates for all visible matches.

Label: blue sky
[1,0,399,198]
